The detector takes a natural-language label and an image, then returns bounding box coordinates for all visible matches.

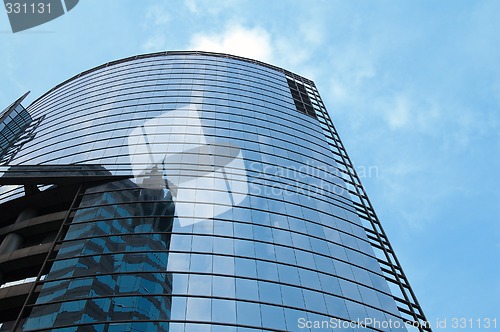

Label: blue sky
[1,0,499,330]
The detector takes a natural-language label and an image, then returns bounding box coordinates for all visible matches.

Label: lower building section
[24,176,174,331]
[0,165,409,332]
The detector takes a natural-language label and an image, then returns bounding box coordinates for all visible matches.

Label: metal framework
[11,183,85,331]
[301,80,432,331]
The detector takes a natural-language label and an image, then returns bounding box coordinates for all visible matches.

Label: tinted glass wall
[0,92,33,164]
[2,53,407,331]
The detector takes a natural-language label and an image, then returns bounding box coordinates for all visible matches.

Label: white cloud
[188,24,273,63]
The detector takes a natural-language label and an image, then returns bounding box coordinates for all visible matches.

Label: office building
[0,51,430,331]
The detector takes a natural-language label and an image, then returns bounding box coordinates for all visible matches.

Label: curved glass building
[0,51,430,331]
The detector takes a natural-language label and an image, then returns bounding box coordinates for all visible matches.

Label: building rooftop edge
[28,50,316,109]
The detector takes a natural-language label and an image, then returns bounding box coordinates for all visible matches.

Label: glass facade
[0,92,33,164]
[0,52,430,332]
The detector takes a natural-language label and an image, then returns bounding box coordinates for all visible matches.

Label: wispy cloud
[143,4,170,27]
[185,0,199,14]
[184,0,242,16]
[141,3,172,52]
[142,34,167,52]
[384,96,411,129]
